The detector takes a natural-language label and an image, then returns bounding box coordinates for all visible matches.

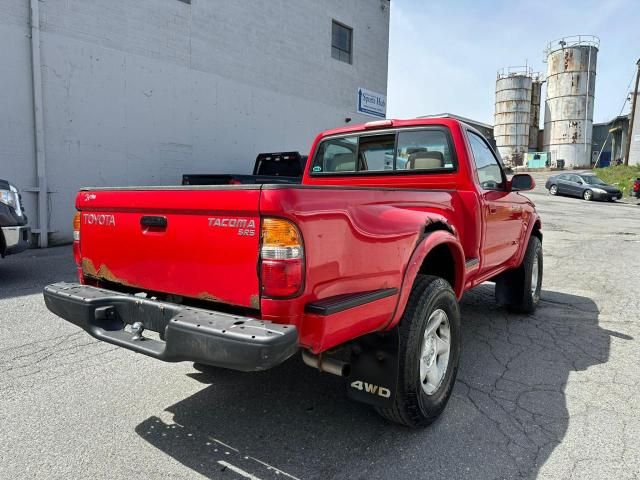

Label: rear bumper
[1,225,30,256]
[43,282,298,371]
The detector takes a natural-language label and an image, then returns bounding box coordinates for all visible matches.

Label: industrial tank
[529,76,543,150]
[543,35,599,168]
[494,67,533,166]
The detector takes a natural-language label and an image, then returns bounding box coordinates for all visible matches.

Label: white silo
[543,35,599,168]
[494,67,533,167]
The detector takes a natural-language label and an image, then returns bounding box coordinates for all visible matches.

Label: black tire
[549,184,558,196]
[583,189,593,201]
[375,275,461,427]
[495,236,542,314]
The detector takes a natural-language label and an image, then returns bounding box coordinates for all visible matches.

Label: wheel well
[418,243,456,290]
[423,220,454,236]
[0,229,5,257]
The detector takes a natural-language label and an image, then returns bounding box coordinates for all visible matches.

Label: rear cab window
[310,127,456,175]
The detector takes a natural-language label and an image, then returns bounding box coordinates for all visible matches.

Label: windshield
[581,176,606,185]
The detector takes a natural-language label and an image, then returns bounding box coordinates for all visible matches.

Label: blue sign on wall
[357,88,386,118]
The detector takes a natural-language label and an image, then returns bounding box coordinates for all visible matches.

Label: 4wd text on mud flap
[350,380,392,398]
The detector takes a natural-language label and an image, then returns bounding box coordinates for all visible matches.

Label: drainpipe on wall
[29,0,48,248]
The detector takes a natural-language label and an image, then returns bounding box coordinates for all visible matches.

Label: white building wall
[0,0,38,226]
[0,0,390,244]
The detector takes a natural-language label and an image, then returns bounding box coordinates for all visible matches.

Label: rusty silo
[543,35,599,167]
[494,67,533,166]
[529,75,543,150]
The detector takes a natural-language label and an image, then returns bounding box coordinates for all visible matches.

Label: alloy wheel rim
[419,309,451,395]
[531,255,539,298]
[550,185,557,195]
[585,190,592,200]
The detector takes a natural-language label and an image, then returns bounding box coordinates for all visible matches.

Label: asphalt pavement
[1,176,638,480]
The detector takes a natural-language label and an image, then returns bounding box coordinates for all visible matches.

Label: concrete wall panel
[1,0,389,243]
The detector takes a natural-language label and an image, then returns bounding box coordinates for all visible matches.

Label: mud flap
[347,328,399,409]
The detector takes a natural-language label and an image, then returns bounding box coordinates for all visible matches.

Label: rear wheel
[549,184,558,196]
[583,189,593,201]
[375,275,461,427]
[495,236,542,313]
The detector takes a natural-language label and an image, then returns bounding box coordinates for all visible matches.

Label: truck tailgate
[77,187,261,309]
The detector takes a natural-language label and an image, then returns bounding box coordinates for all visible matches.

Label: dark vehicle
[545,173,622,201]
[183,152,306,186]
[633,178,640,199]
[0,179,30,257]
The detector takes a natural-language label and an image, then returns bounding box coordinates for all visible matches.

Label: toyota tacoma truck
[44,118,542,427]
[1,179,30,257]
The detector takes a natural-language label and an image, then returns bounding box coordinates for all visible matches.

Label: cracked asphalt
[0,174,638,480]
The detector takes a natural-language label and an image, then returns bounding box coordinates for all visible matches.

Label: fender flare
[513,213,542,268]
[384,230,465,331]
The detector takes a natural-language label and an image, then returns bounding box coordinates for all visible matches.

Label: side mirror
[510,174,535,192]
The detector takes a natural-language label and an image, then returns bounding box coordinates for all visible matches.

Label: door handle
[140,216,167,229]
[488,206,497,215]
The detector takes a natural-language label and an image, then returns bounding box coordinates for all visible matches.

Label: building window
[331,21,352,64]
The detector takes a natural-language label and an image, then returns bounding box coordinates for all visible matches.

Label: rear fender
[385,230,465,330]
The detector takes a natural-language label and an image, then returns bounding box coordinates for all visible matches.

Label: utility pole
[624,58,640,166]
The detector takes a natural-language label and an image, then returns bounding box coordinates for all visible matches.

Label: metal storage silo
[529,76,543,150]
[494,67,533,166]
[543,35,599,168]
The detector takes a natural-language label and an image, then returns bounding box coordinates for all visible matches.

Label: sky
[386,0,640,126]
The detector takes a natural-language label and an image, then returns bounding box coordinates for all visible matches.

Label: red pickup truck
[44,118,542,427]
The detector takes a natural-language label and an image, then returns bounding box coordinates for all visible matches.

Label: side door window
[568,175,583,195]
[468,130,520,269]
[467,131,505,190]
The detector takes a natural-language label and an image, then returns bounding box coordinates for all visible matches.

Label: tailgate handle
[140,216,167,229]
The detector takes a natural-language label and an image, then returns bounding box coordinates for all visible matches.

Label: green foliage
[593,165,640,195]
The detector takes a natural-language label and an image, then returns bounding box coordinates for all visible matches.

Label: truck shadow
[0,246,75,300]
[135,285,614,479]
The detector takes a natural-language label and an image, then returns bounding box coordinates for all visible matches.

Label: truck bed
[77,186,262,309]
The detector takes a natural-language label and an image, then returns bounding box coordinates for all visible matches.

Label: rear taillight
[260,218,304,298]
[633,180,640,192]
[73,212,81,267]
